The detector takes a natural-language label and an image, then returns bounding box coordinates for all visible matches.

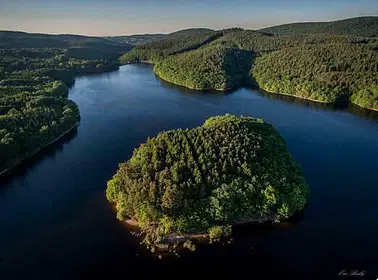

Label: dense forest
[0,31,133,53]
[260,17,378,37]
[252,42,378,104]
[154,44,254,90]
[106,28,216,47]
[119,29,221,64]
[105,34,166,46]
[0,33,130,173]
[120,17,378,110]
[107,115,309,244]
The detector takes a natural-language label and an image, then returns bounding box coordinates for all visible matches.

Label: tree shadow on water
[232,208,307,241]
[255,89,378,121]
[0,127,78,186]
[155,73,237,97]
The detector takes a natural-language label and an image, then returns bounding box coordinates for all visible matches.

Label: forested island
[121,17,378,110]
[106,115,309,250]
[0,32,131,174]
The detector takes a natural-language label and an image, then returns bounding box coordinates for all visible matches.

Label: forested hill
[119,28,219,63]
[0,31,133,59]
[120,18,378,110]
[154,44,254,91]
[0,31,132,48]
[166,28,215,38]
[105,28,215,46]
[104,34,166,46]
[260,17,378,37]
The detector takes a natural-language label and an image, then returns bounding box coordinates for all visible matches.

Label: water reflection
[155,74,234,96]
[155,71,378,121]
[0,127,78,185]
[347,103,378,120]
[0,65,377,279]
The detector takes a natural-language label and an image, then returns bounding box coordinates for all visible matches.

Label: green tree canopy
[107,115,310,238]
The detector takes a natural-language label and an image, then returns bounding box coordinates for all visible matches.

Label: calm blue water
[1,64,377,279]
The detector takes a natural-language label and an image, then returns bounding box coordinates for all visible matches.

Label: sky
[0,0,377,36]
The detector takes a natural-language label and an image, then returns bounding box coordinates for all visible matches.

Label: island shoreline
[121,216,277,249]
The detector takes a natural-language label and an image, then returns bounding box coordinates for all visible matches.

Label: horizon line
[0,15,376,37]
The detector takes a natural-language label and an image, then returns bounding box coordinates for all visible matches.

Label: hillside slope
[132,20,378,110]
[154,44,254,91]
[104,34,166,45]
[260,17,378,37]
[0,31,132,60]
[252,43,378,104]
[119,28,220,64]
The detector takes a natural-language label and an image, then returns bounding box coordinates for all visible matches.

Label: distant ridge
[105,28,215,45]
[260,16,378,37]
[104,34,166,46]
[0,30,132,51]
[167,28,215,38]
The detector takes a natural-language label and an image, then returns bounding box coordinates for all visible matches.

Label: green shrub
[208,225,232,241]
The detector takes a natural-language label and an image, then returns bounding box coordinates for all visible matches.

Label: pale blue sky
[0,0,377,36]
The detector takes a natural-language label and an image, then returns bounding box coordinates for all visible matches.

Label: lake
[1,64,378,279]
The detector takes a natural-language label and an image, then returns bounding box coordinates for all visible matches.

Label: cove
[0,64,378,279]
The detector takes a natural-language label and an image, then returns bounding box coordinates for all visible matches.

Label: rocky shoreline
[123,216,275,254]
